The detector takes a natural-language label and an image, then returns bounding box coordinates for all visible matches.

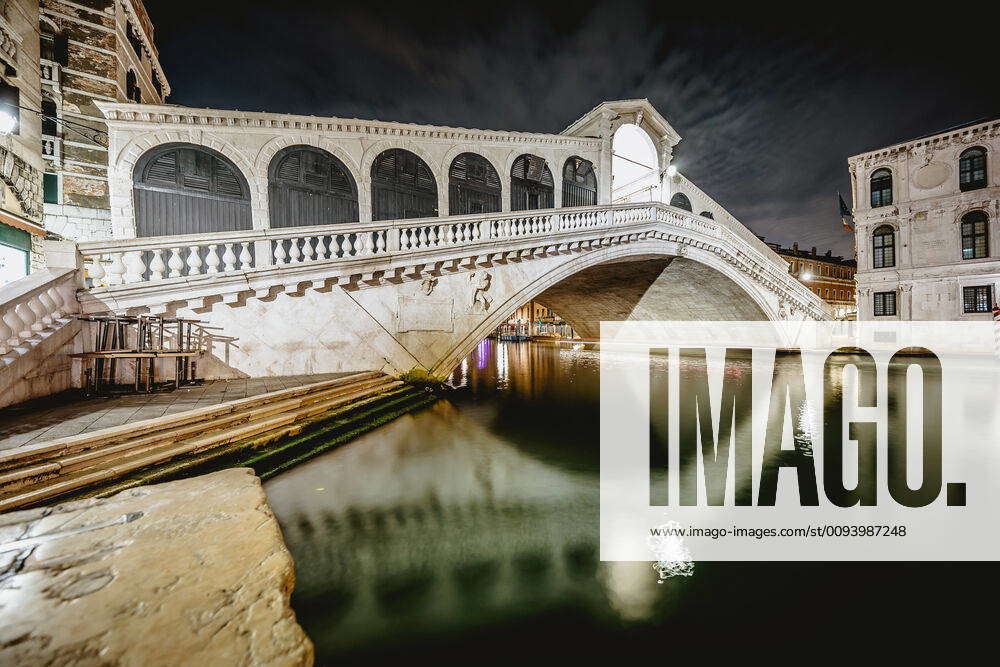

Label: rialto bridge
[1,99,830,390]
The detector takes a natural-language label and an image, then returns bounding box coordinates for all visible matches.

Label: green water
[264,340,994,664]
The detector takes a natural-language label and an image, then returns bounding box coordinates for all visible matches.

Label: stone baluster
[105,252,126,285]
[36,291,57,327]
[302,237,316,262]
[375,230,386,253]
[14,302,36,339]
[222,243,237,272]
[204,244,221,273]
[1,306,24,347]
[186,245,203,275]
[123,251,146,283]
[148,249,166,281]
[88,254,106,286]
[166,248,184,278]
[318,236,330,260]
[238,242,252,269]
[273,240,288,265]
[288,238,302,263]
[330,235,342,258]
[0,308,13,353]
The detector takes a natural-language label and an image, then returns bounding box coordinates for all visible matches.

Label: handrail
[0,268,80,354]
[74,202,826,317]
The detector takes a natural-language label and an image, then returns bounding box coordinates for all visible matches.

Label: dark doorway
[371,148,438,221]
[449,152,501,215]
[562,156,597,207]
[511,154,554,211]
[268,146,358,227]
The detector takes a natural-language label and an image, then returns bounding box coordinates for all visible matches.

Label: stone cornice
[119,1,171,96]
[562,99,682,146]
[848,117,1000,167]
[95,103,604,149]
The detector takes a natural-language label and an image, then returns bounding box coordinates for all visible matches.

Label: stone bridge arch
[426,241,776,375]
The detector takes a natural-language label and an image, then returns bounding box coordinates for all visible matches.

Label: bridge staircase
[0,370,436,511]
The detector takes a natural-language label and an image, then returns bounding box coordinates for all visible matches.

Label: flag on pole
[838,192,854,231]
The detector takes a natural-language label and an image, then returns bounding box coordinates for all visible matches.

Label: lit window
[872,225,895,268]
[962,286,992,313]
[873,291,896,316]
[870,169,892,208]
[959,147,987,192]
[43,173,58,204]
[960,211,989,260]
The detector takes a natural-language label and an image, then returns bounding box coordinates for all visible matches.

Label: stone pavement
[0,373,347,452]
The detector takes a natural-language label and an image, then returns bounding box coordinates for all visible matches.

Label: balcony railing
[41,135,61,162]
[76,202,801,302]
[40,59,60,85]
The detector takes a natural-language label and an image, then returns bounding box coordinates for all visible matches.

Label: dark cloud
[146,1,997,256]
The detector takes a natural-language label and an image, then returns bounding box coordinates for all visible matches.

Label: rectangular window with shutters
[873,291,896,316]
[43,173,59,204]
[962,285,993,313]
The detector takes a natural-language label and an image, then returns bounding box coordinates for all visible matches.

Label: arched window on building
[371,148,438,221]
[960,211,989,260]
[699,211,714,219]
[669,192,692,211]
[870,169,892,208]
[959,147,987,192]
[126,69,141,103]
[872,225,895,268]
[268,146,358,227]
[511,154,553,211]
[562,156,597,207]
[449,152,500,215]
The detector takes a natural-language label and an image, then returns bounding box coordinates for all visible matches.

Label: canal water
[264,340,995,664]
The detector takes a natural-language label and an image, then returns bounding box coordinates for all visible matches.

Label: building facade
[0,0,44,287]
[765,241,857,319]
[39,0,168,243]
[849,118,999,320]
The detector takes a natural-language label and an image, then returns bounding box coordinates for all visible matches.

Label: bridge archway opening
[268,145,358,227]
[612,124,658,203]
[510,154,554,211]
[562,156,597,208]
[133,142,251,238]
[449,152,501,215]
[371,148,438,221]
[448,253,772,376]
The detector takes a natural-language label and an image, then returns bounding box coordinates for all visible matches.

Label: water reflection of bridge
[264,400,661,654]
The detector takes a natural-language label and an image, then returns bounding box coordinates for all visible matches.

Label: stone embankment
[0,468,313,666]
[0,370,435,511]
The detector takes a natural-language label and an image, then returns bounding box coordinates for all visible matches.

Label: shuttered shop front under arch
[371,149,438,221]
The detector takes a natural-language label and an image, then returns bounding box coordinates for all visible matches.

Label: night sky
[144,1,998,257]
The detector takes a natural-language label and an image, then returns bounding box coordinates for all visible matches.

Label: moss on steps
[62,386,438,502]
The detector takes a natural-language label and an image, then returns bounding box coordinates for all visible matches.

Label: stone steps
[0,371,405,512]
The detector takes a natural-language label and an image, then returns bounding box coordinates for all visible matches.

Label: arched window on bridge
[699,211,714,219]
[959,147,987,192]
[449,152,500,215]
[870,168,892,208]
[669,192,692,211]
[268,146,358,227]
[511,154,553,211]
[562,156,597,207]
[871,225,895,268]
[371,148,438,221]
[134,143,251,238]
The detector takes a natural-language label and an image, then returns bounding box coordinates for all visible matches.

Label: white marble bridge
[1,99,830,401]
